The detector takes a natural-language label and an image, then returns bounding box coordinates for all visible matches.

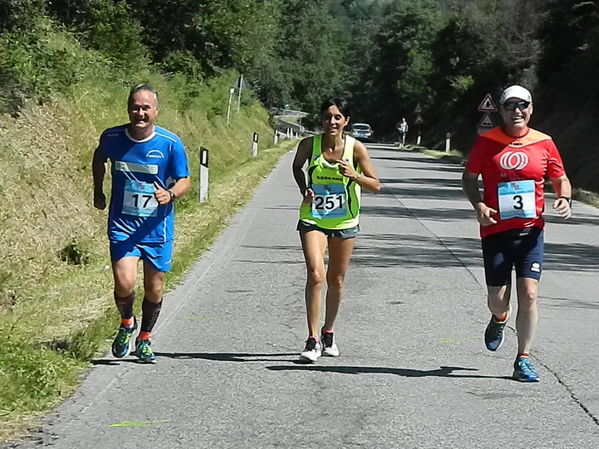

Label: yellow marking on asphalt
[110,419,169,428]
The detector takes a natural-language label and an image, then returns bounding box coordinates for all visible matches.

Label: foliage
[355,0,448,133]
[85,0,149,67]
[0,52,288,440]
[273,0,354,119]
[4,0,599,440]
[0,0,47,33]
[537,0,599,82]
[0,19,109,114]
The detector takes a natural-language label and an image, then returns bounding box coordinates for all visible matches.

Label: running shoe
[111,318,137,358]
[299,337,322,363]
[321,331,340,357]
[134,338,156,364]
[513,356,539,382]
[484,309,510,351]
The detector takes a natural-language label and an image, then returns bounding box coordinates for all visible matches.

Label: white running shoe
[321,331,340,357]
[299,337,322,362]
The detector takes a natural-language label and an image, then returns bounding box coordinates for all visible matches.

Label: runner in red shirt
[462,85,572,382]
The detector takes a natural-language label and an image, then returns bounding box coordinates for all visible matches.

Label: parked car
[350,123,373,142]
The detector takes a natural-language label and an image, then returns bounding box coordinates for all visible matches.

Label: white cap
[499,85,532,104]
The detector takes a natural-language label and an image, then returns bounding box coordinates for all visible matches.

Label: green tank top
[299,134,361,229]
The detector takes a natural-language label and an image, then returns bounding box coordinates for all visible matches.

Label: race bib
[122,180,159,217]
[497,180,536,219]
[311,184,346,219]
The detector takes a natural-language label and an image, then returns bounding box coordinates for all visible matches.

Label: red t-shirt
[465,126,566,238]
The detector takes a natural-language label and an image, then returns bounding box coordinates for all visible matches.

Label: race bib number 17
[498,180,536,220]
[122,180,159,217]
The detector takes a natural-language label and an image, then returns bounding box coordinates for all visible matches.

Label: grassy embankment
[0,31,297,441]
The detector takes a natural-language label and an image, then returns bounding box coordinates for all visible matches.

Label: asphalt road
[7,143,599,449]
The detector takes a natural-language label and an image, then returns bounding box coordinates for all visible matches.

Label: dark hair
[128,83,159,106]
[319,97,350,119]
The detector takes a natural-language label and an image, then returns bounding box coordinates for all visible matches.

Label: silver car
[350,123,373,142]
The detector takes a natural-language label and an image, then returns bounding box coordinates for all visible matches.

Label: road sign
[414,114,424,124]
[477,94,497,112]
[414,103,422,113]
[478,112,494,128]
[233,75,249,90]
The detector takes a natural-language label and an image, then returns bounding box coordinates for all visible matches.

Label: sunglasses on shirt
[503,100,530,111]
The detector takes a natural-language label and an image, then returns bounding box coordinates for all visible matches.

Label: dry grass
[0,102,105,318]
[573,188,599,208]
[0,91,281,338]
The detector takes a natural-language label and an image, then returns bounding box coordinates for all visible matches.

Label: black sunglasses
[503,100,530,111]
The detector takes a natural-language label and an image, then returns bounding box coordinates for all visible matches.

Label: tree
[269,0,353,114]
[537,0,599,82]
[356,0,447,133]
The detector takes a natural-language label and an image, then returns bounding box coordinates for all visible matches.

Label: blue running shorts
[109,240,174,272]
[481,227,544,286]
[297,220,359,239]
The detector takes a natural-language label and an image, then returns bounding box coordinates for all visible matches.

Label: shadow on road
[91,358,150,366]
[151,352,298,362]
[266,364,510,380]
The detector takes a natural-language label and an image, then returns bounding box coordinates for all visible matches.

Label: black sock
[141,297,163,334]
[114,292,134,320]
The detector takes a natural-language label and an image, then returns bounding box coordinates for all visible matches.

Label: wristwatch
[559,196,572,206]
[168,190,176,202]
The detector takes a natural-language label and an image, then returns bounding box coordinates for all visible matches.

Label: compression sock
[114,292,135,325]
[140,297,163,338]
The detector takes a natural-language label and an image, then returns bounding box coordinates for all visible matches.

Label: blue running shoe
[134,338,156,363]
[513,356,539,382]
[484,309,509,351]
[111,318,137,358]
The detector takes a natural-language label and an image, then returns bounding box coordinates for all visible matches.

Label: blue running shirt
[97,125,190,243]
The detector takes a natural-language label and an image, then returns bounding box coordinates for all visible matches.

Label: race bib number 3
[498,180,536,220]
[311,184,346,219]
[122,180,159,217]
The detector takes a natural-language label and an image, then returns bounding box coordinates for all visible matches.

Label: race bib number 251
[311,184,346,219]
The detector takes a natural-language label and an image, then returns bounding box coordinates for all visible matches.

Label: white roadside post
[226,88,235,125]
[237,74,243,112]
[445,132,451,153]
[252,132,259,158]
[414,105,424,146]
[199,147,209,203]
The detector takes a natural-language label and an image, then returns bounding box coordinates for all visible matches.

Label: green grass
[0,66,297,440]
[0,135,295,442]
[421,148,465,165]
[573,188,599,208]
[0,13,296,442]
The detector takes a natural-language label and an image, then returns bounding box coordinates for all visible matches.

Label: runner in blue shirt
[92,84,190,363]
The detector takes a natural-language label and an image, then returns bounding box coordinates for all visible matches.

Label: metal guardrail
[270,108,309,120]
[275,119,305,133]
